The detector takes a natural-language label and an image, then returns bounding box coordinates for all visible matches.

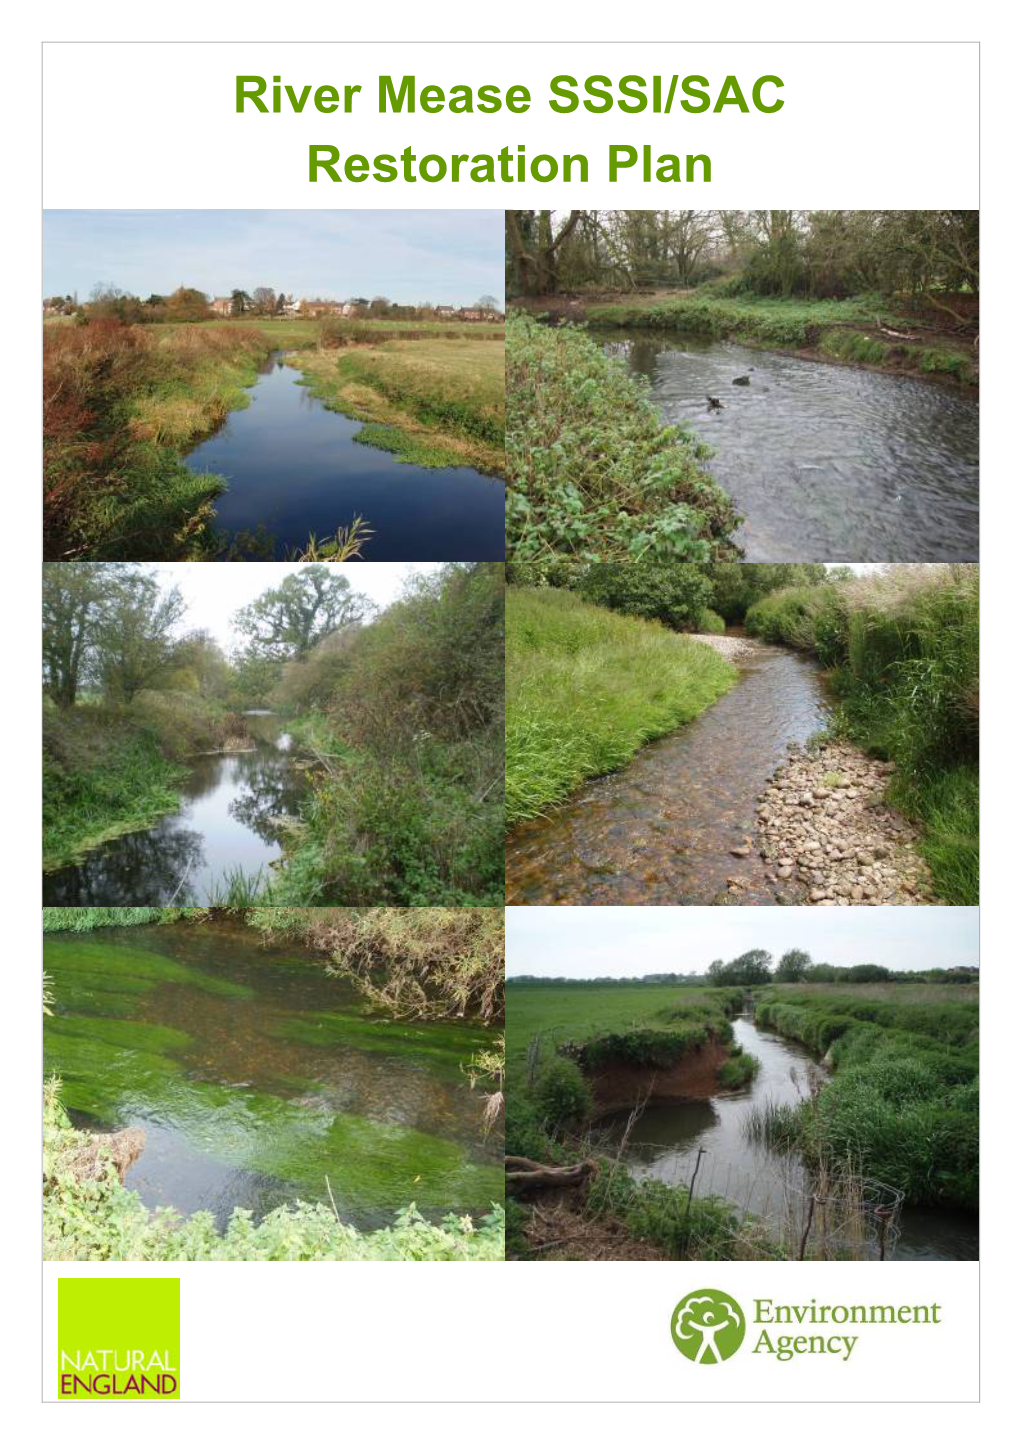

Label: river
[43,922,503,1230]
[598,1014,977,1262]
[185,352,505,560]
[505,640,830,906]
[604,332,979,561]
[43,715,304,906]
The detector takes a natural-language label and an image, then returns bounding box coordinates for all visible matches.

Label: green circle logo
[671,1289,746,1364]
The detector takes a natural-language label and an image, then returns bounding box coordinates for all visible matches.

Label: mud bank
[575,1038,733,1117]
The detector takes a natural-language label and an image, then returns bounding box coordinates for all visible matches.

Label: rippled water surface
[599,1015,977,1262]
[606,333,979,560]
[185,353,505,559]
[44,923,502,1229]
[505,643,830,906]
[43,716,304,906]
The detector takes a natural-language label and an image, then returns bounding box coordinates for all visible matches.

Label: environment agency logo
[58,1277,180,1399]
[671,1289,746,1364]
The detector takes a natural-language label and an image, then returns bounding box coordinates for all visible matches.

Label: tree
[233,566,373,662]
[578,562,712,630]
[775,949,812,983]
[252,287,277,316]
[476,294,500,312]
[505,210,582,295]
[230,289,252,316]
[43,563,121,707]
[96,571,187,704]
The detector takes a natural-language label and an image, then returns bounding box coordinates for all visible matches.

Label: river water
[604,333,979,561]
[185,353,505,560]
[598,1015,977,1262]
[43,922,503,1230]
[43,716,304,906]
[505,641,830,906]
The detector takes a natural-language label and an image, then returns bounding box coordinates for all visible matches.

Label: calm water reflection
[43,717,304,905]
[185,353,505,559]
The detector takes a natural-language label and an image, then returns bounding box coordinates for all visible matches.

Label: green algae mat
[43,924,503,1230]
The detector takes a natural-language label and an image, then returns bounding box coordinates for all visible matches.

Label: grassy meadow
[294,327,505,475]
[505,586,737,827]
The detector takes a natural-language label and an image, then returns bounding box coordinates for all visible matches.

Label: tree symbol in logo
[671,1289,746,1364]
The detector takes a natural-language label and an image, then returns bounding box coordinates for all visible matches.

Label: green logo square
[57,1278,180,1400]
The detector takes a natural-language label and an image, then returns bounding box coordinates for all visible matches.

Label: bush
[746,566,979,903]
[697,607,726,634]
[269,564,504,905]
[578,562,712,629]
[534,1057,592,1131]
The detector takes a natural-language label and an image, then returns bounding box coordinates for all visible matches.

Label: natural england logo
[58,1277,180,1400]
[670,1289,746,1364]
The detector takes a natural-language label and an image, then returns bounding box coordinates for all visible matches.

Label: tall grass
[754,986,977,1208]
[745,566,979,903]
[505,586,737,826]
[44,320,270,558]
[505,312,740,562]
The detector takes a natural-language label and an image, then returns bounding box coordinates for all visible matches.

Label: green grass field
[505,587,737,827]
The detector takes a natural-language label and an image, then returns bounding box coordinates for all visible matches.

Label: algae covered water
[43,923,503,1231]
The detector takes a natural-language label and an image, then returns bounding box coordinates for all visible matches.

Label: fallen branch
[504,1155,596,1194]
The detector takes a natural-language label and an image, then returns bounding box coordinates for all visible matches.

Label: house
[435,306,457,318]
[210,297,233,316]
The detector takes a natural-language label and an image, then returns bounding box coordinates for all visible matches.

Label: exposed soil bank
[578,1038,733,1116]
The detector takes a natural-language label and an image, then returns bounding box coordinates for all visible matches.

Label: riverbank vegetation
[505,584,737,827]
[750,984,978,1210]
[44,307,504,559]
[506,312,740,562]
[44,563,504,905]
[745,565,979,903]
[264,563,503,904]
[43,905,505,1260]
[507,210,977,386]
[43,564,247,869]
[293,326,505,478]
[506,957,978,1260]
[504,562,978,905]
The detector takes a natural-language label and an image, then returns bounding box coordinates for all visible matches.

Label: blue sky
[43,210,504,307]
[506,907,979,978]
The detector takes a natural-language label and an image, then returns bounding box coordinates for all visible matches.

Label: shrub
[697,607,726,634]
[534,1057,592,1131]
